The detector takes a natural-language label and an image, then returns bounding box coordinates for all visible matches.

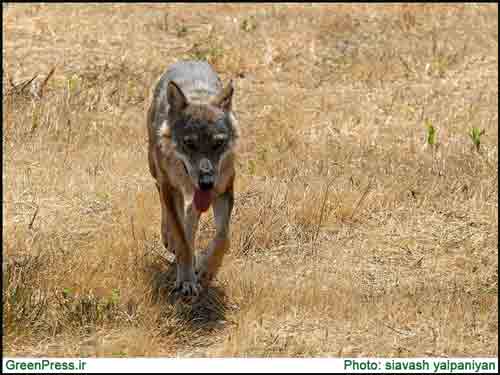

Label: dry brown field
[3,3,498,357]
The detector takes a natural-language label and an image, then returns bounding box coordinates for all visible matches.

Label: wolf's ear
[211,81,234,112]
[167,81,188,112]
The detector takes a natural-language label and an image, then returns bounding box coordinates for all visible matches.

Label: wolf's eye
[213,138,225,151]
[184,139,197,151]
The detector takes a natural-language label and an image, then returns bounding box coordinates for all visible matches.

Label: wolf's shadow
[146,256,229,329]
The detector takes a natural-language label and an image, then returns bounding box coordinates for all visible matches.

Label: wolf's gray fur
[146,60,238,302]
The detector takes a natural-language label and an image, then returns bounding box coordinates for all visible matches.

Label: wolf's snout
[199,173,214,191]
[198,159,214,191]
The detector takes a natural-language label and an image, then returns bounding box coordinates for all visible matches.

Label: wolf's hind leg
[157,182,172,252]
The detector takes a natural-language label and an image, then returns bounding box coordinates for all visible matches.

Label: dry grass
[3,4,498,357]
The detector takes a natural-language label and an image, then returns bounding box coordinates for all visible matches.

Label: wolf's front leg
[159,184,201,301]
[196,188,234,288]
[184,200,200,251]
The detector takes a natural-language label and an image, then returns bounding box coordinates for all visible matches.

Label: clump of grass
[30,102,43,134]
[3,254,51,336]
[58,287,122,327]
[177,25,188,37]
[241,16,258,32]
[425,119,438,148]
[67,73,81,99]
[427,28,461,78]
[187,36,224,66]
[469,127,485,152]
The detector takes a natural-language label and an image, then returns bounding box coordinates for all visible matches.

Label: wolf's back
[157,60,222,104]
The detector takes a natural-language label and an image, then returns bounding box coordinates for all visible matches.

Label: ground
[3,4,498,357]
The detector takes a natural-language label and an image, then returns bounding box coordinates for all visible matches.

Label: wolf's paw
[195,269,211,289]
[195,255,213,289]
[173,280,201,303]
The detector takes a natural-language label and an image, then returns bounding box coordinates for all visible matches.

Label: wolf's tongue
[194,189,212,212]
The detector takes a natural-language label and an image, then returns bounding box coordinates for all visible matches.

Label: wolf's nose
[199,173,214,191]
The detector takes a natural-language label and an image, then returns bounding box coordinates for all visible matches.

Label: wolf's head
[159,80,238,211]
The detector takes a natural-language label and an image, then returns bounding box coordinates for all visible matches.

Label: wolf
[146,60,238,302]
